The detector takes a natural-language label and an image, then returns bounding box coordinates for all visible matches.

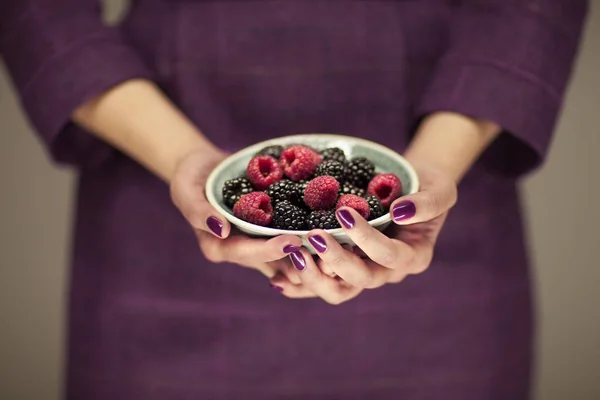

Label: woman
[0,0,588,399]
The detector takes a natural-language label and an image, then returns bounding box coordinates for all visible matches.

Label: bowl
[205,134,419,250]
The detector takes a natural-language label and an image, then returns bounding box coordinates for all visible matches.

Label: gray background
[0,1,598,399]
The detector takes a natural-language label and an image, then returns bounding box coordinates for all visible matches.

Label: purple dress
[0,0,588,398]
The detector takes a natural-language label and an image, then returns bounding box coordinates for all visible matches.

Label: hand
[170,149,303,279]
[270,164,457,304]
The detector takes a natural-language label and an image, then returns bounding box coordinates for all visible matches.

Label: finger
[197,231,303,264]
[170,155,231,239]
[288,248,362,305]
[390,180,457,225]
[336,207,415,271]
[362,260,408,287]
[269,274,318,298]
[307,230,389,288]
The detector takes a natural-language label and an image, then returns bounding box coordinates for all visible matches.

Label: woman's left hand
[270,164,457,304]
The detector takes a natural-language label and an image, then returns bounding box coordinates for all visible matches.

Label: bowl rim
[205,134,420,236]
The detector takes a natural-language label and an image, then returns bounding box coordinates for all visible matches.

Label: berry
[233,192,273,226]
[222,177,254,209]
[256,145,284,159]
[246,155,283,190]
[366,196,385,220]
[339,182,366,197]
[336,194,370,220]
[319,147,346,163]
[279,145,321,181]
[303,176,340,210]
[315,160,345,182]
[344,157,376,188]
[367,173,402,208]
[306,210,341,230]
[266,179,302,206]
[271,200,307,230]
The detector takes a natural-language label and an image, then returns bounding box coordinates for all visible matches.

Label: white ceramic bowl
[205,134,419,249]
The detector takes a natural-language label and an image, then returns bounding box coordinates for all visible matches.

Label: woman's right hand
[169,149,304,280]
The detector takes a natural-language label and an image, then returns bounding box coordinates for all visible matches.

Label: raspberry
[336,194,370,220]
[339,182,365,197]
[345,157,376,188]
[367,173,402,208]
[303,176,340,210]
[306,210,341,230]
[266,179,302,206]
[366,196,385,220]
[272,200,307,230]
[315,160,345,182]
[279,145,320,181]
[246,155,283,190]
[222,177,254,209]
[319,147,346,163]
[256,145,284,159]
[233,192,273,226]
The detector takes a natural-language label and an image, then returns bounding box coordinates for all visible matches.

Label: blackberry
[366,196,385,220]
[266,179,302,206]
[315,160,345,182]
[306,210,341,230]
[319,147,346,163]
[345,157,376,189]
[256,145,284,159]
[295,180,310,206]
[339,182,365,197]
[272,201,307,230]
[222,177,254,208]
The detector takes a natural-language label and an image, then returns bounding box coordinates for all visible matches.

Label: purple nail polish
[206,216,223,237]
[308,235,327,253]
[283,244,300,254]
[290,251,306,271]
[270,284,283,292]
[336,209,355,229]
[392,201,416,222]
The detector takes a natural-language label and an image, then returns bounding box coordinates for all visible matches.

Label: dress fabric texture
[0,0,588,399]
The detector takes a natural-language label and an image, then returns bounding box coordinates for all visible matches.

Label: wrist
[405,112,501,183]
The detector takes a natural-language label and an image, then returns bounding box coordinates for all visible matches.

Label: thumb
[170,152,231,238]
[389,179,457,225]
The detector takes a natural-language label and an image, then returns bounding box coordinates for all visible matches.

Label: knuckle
[328,254,346,269]
[378,250,397,268]
[411,259,431,274]
[201,244,223,264]
[425,193,441,217]
[353,269,375,288]
[326,293,346,306]
[354,229,370,244]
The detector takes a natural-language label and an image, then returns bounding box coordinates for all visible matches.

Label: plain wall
[1,1,598,399]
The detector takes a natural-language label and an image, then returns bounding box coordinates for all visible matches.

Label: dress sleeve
[415,0,589,177]
[0,0,156,168]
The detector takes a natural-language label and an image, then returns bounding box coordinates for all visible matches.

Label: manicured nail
[308,235,327,253]
[283,244,300,254]
[290,251,306,271]
[392,201,416,221]
[270,284,283,292]
[336,209,355,229]
[206,216,223,237]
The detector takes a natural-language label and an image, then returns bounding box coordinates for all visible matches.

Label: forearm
[404,112,501,183]
[73,79,222,182]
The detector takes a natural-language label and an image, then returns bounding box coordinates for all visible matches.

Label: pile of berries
[222,144,403,230]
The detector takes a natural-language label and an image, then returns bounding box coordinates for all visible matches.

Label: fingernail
[270,284,283,292]
[336,209,355,229]
[392,201,416,221]
[283,244,300,254]
[308,235,327,253]
[206,216,223,237]
[290,251,306,271]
